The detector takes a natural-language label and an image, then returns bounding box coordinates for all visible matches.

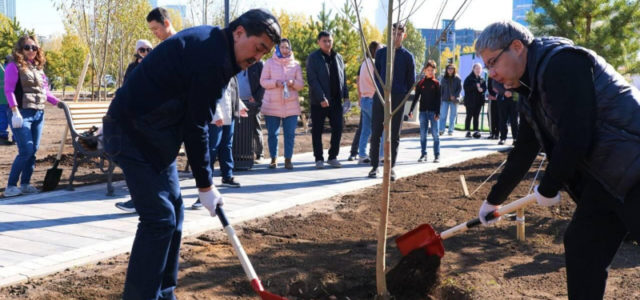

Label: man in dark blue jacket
[306,31,350,169]
[368,22,415,180]
[475,20,640,300]
[102,9,280,300]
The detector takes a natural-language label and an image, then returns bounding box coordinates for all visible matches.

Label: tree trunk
[375,0,395,299]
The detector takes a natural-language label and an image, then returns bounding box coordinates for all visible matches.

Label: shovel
[396,193,537,257]
[215,206,288,300]
[42,127,68,191]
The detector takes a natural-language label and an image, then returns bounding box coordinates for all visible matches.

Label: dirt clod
[387,250,441,299]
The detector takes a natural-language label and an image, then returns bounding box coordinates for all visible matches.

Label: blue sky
[17,0,512,36]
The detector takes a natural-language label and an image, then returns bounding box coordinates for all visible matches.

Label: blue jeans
[208,120,235,179]
[8,109,44,186]
[419,111,440,157]
[102,118,183,300]
[358,97,373,158]
[265,115,297,159]
[0,104,9,139]
[439,100,457,134]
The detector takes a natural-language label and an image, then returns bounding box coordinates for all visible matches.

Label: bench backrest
[67,102,110,132]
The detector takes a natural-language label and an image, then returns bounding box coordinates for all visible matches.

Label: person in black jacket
[123,39,152,84]
[487,78,499,139]
[237,60,265,161]
[306,31,349,169]
[102,10,280,299]
[409,60,441,163]
[475,20,640,300]
[462,63,486,138]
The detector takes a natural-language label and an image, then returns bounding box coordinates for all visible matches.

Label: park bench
[59,101,116,196]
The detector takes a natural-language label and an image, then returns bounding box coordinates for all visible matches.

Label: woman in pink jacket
[260,38,304,169]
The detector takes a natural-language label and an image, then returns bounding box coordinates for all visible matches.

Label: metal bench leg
[106,158,115,196]
[67,151,79,191]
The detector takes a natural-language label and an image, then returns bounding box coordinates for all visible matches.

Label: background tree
[0,16,34,61]
[528,0,640,74]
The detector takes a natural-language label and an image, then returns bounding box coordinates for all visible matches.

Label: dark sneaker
[115,200,136,213]
[347,155,357,161]
[368,168,379,178]
[434,155,440,163]
[390,169,397,181]
[327,159,342,168]
[221,177,241,188]
[498,139,505,145]
[473,131,482,139]
[358,156,370,164]
[191,198,203,210]
[315,160,325,169]
[465,131,472,138]
[418,155,427,163]
[0,137,14,145]
[439,131,444,136]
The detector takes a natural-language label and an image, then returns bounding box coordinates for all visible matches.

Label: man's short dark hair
[229,9,281,44]
[147,7,171,24]
[317,31,332,41]
[368,41,380,58]
[392,22,405,32]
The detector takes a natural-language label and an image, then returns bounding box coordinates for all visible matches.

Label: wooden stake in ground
[516,208,525,241]
[460,175,470,198]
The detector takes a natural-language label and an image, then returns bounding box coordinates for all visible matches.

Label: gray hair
[475,20,534,54]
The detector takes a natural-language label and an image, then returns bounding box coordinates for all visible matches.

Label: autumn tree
[528,0,640,74]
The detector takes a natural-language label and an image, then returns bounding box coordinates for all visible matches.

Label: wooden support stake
[460,175,470,198]
[516,208,525,241]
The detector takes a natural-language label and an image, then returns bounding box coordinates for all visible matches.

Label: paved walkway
[0,131,512,286]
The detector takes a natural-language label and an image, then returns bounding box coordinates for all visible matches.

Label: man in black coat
[103,10,280,299]
[475,20,640,300]
[237,61,265,161]
[306,31,349,169]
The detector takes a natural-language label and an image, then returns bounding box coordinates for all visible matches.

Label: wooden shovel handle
[440,194,537,240]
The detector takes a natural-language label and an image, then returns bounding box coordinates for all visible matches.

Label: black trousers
[489,100,499,136]
[564,177,640,300]
[498,99,518,140]
[370,94,404,168]
[464,103,482,131]
[310,103,343,161]
[350,111,363,156]
[249,111,264,158]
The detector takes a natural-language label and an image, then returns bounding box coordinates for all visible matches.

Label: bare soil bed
[1,152,638,299]
[0,103,416,196]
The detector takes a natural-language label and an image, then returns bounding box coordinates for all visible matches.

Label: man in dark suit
[306,30,349,169]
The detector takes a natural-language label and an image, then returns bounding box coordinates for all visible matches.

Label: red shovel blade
[396,224,445,258]
[259,291,288,300]
[251,279,288,300]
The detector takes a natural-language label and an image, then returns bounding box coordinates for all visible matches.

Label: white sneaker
[21,184,39,194]
[327,159,342,168]
[4,185,22,197]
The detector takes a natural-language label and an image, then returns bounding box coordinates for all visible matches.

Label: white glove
[534,185,561,207]
[478,200,502,226]
[11,110,23,128]
[199,187,224,216]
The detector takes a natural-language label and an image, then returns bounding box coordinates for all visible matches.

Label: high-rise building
[0,0,16,20]
[513,0,558,27]
[420,19,481,52]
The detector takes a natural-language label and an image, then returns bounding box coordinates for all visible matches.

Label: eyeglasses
[23,45,38,52]
[138,47,152,53]
[485,41,514,69]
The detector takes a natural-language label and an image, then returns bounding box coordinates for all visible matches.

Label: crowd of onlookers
[0,7,518,202]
